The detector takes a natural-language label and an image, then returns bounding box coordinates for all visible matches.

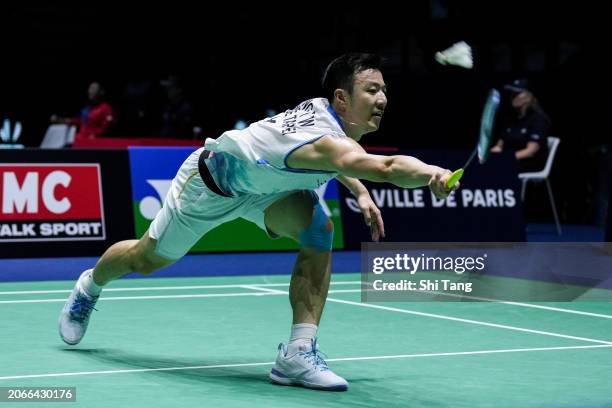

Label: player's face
[346,69,387,132]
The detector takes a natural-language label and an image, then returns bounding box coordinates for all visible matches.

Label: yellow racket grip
[446,168,464,188]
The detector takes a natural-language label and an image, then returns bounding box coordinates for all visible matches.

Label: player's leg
[264,191,333,326]
[245,190,347,391]
[58,230,175,345]
[59,147,236,345]
[93,229,174,285]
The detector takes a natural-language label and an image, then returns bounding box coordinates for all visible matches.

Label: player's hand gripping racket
[446,89,500,188]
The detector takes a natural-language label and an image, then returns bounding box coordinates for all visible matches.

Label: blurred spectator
[120,78,157,136]
[51,82,116,143]
[491,78,551,172]
[159,75,196,139]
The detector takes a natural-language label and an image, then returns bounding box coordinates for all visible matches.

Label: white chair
[40,124,77,148]
[518,136,562,235]
[66,124,76,145]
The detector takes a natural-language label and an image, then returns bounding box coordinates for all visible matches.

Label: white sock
[287,323,317,354]
[78,269,102,297]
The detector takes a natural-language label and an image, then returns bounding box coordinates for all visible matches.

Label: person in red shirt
[51,82,116,143]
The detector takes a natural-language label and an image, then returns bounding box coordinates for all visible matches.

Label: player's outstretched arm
[288,136,455,198]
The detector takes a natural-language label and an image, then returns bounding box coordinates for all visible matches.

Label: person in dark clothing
[159,75,195,139]
[491,78,551,172]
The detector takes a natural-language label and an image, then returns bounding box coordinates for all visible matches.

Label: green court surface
[1,273,611,407]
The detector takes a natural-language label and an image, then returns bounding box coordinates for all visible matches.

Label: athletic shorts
[149,147,308,260]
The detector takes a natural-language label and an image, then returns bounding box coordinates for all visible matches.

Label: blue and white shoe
[270,338,348,391]
[59,271,99,345]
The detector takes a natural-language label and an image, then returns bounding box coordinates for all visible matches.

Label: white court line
[2,280,612,320]
[1,344,610,381]
[247,286,612,345]
[249,280,612,320]
[0,292,278,304]
[405,287,612,320]
[327,297,612,345]
[244,285,363,296]
[0,289,360,305]
[474,299,612,320]
[4,284,610,345]
[0,281,363,295]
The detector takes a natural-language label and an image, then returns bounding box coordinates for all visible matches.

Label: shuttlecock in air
[435,41,473,69]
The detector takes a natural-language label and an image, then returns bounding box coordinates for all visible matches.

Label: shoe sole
[58,313,82,345]
[59,334,80,345]
[269,369,348,391]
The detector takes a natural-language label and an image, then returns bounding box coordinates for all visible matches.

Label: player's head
[322,53,387,136]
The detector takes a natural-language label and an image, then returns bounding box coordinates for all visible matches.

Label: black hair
[322,53,383,102]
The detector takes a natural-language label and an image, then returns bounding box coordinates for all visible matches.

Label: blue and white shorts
[148,148,298,260]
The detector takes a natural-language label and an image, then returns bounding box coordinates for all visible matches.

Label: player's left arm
[336,175,385,242]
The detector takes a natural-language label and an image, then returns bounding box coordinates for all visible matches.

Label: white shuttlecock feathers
[435,41,473,69]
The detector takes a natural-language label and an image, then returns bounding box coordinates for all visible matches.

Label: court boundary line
[247,286,612,345]
[0,289,358,304]
[0,281,361,295]
[2,279,611,320]
[1,344,610,381]
[0,285,359,304]
[5,284,609,345]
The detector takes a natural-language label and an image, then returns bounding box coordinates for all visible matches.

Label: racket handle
[446,168,464,188]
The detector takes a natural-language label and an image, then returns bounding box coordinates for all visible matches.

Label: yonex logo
[139,179,172,220]
[314,182,332,217]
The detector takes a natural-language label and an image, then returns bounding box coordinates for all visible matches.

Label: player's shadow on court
[61,348,270,386]
[60,348,417,406]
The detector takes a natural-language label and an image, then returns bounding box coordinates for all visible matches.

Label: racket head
[477,89,501,164]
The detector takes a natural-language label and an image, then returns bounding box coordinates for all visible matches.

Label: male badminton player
[59,53,457,391]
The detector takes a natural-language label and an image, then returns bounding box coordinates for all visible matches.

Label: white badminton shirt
[204,98,346,196]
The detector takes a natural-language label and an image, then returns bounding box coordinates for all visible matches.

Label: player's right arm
[287,135,455,198]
